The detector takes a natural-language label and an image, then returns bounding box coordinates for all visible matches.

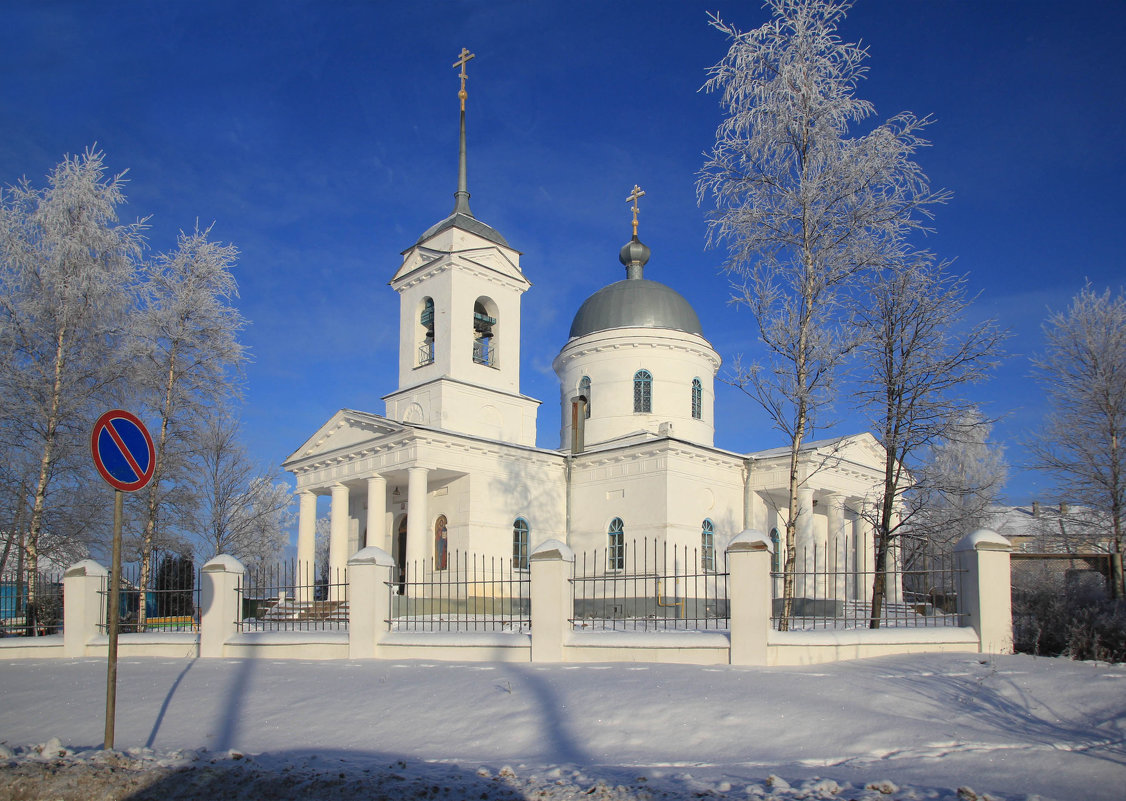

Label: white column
[742,460,765,530]
[366,475,387,552]
[858,501,876,603]
[826,492,846,603]
[887,505,904,605]
[406,467,429,582]
[297,490,317,603]
[771,507,785,600]
[329,484,350,601]
[795,484,814,599]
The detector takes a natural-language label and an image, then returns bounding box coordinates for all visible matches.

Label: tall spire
[452,47,476,217]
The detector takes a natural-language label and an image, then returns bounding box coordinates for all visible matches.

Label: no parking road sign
[90,409,157,750]
[90,409,156,493]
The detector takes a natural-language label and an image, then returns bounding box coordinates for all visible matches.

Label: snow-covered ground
[1,652,1123,800]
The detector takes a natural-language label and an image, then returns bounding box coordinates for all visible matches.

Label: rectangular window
[608,533,625,570]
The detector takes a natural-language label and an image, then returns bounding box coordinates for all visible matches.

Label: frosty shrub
[1013,591,1126,663]
[1065,601,1126,663]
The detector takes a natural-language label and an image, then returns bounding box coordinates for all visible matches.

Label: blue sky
[2,0,1123,505]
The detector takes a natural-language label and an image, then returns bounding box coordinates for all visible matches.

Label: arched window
[434,515,448,570]
[701,519,715,572]
[633,370,652,413]
[512,518,529,569]
[608,518,625,570]
[691,378,702,420]
[769,527,781,573]
[418,297,435,366]
[578,376,591,418]
[472,297,498,367]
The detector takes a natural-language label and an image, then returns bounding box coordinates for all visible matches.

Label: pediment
[391,240,526,289]
[749,432,887,474]
[816,432,885,470]
[283,409,408,466]
[458,249,528,287]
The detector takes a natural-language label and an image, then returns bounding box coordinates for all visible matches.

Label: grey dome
[569,278,703,339]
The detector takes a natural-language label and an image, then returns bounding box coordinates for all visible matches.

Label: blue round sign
[91,410,156,492]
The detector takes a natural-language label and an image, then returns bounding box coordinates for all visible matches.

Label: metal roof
[568,278,703,339]
[413,210,510,249]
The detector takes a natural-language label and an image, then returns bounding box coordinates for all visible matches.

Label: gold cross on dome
[626,184,646,237]
[453,47,476,111]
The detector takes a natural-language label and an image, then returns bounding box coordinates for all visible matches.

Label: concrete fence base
[0,531,1013,665]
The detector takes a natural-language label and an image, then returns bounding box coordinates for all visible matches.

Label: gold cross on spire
[453,47,476,111]
[626,184,646,237]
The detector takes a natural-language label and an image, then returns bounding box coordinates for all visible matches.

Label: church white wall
[554,327,720,451]
[567,442,744,567]
[384,380,539,446]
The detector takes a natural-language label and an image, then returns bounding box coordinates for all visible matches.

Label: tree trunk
[27,327,69,614]
[138,351,178,632]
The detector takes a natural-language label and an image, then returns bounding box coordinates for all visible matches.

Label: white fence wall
[0,530,1013,665]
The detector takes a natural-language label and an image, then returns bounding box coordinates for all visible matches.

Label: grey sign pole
[104,489,124,749]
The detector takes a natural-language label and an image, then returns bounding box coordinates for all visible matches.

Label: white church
[283,51,894,603]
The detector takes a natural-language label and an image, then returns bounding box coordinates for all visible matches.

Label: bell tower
[384,48,540,445]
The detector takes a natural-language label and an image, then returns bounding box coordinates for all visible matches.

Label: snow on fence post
[955,529,1014,655]
[530,539,574,662]
[63,559,108,657]
[200,554,246,658]
[348,546,396,659]
[726,529,773,666]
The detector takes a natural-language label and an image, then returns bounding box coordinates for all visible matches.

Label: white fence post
[955,529,1014,655]
[63,559,108,657]
[200,554,246,658]
[530,539,574,662]
[726,529,773,665]
[348,546,396,659]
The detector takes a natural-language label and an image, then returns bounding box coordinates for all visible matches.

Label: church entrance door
[395,515,408,594]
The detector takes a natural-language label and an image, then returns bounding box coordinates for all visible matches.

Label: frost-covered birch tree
[1031,285,1126,596]
[131,225,246,628]
[853,258,1004,626]
[0,149,144,599]
[696,0,947,625]
[194,413,292,572]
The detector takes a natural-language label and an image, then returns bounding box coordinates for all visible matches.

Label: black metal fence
[771,541,963,631]
[1,568,63,637]
[388,551,530,632]
[570,539,729,631]
[237,561,348,632]
[98,554,201,634]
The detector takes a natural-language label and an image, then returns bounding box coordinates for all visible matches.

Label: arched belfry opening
[472,296,498,367]
[418,297,435,366]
